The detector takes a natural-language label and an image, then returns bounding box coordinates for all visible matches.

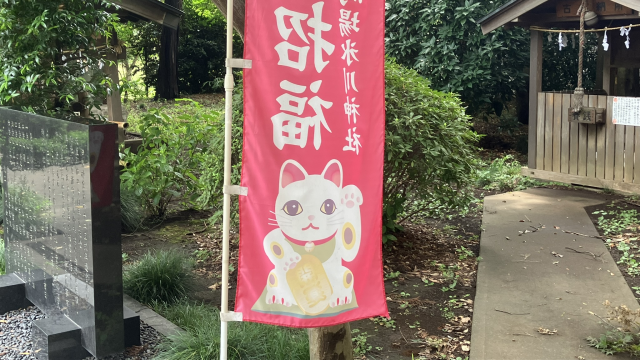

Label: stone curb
[123,294,184,338]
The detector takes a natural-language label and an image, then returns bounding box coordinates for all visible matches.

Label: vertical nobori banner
[236,0,388,327]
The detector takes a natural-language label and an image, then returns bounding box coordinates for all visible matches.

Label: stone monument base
[0,273,141,360]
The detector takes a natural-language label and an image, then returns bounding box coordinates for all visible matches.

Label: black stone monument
[0,108,140,359]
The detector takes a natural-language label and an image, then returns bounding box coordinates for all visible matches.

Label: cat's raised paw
[340,185,363,209]
[282,260,298,272]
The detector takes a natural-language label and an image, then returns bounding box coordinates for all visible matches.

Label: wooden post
[104,30,125,143]
[105,40,124,124]
[529,30,543,169]
[309,324,354,360]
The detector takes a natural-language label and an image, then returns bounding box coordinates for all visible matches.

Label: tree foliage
[0,0,117,113]
[385,0,529,114]
[542,32,599,92]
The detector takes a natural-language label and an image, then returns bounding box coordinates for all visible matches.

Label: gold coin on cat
[305,241,315,252]
[286,255,332,315]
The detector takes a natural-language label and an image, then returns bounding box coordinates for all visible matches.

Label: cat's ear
[321,160,342,188]
[280,160,308,188]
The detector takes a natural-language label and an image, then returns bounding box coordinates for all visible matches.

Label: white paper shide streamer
[558,33,568,51]
[602,29,609,51]
[620,25,631,49]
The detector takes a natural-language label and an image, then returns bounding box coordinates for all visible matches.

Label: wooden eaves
[106,0,184,30]
[478,0,640,34]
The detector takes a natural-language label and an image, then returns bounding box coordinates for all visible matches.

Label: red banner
[236,0,388,327]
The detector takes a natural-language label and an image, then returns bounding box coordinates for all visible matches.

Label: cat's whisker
[271,219,291,224]
[267,223,279,226]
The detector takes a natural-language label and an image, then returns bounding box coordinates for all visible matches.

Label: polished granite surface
[0,109,124,358]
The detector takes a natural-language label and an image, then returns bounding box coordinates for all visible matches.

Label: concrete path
[470,188,639,360]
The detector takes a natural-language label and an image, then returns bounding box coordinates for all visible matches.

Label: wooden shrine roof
[479,0,640,34]
[106,0,184,30]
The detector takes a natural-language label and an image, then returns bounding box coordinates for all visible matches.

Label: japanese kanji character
[341,39,359,66]
[273,3,335,73]
[271,80,333,150]
[344,97,360,124]
[275,7,309,42]
[343,127,362,154]
[307,2,335,73]
[340,0,362,5]
[343,69,358,93]
[339,9,360,37]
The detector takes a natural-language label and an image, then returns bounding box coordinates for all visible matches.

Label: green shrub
[120,100,222,218]
[476,155,540,191]
[123,250,194,304]
[196,75,243,225]
[154,302,309,359]
[0,0,116,113]
[120,186,145,233]
[383,58,480,242]
[0,240,5,275]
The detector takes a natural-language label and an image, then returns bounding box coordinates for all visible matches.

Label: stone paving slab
[470,188,639,360]
[123,294,184,338]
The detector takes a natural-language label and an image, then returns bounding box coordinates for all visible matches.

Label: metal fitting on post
[224,73,235,92]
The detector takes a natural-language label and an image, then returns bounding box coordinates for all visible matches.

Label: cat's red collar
[282,230,337,246]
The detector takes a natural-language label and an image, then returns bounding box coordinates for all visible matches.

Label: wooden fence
[522,92,640,193]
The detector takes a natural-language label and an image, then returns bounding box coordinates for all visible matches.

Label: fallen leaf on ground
[461,345,470,352]
[208,283,220,290]
[537,328,558,335]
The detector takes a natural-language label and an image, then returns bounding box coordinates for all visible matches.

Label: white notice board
[612,97,640,126]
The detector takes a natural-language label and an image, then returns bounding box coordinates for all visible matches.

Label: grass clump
[0,240,5,275]
[476,155,540,191]
[154,302,309,360]
[588,301,640,356]
[123,250,194,304]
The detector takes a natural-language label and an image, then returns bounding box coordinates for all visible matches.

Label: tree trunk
[210,0,245,39]
[156,0,183,100]
[308,324,354,360]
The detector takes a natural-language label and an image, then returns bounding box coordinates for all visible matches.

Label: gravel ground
[0,307,164,360]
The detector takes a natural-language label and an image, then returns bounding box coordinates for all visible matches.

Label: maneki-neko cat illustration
[252,159,362,317]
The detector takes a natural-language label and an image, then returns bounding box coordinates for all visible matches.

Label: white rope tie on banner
[226,58,253,69]
[223,185,249,196]
[220,311,244,322]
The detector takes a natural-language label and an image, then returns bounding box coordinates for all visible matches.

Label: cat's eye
[320,199,336,215]
[283,200,303,216]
